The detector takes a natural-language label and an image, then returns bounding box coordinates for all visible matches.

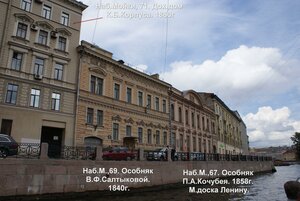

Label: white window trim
[32,54,48,76]
[60,11,70,26]
[41,3,52,20]
[7,47,29,72]
[13,20,30,41]
[56,34,69,52]
[53,58,68,81]
[20,0,32,12]
[36,29,50,47]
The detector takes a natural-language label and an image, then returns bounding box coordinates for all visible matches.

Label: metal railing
[16,143,41,159]
[144,151,273,162]
[4,143,273,162]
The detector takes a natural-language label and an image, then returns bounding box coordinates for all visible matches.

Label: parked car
[0,134,18,158]
[147,147,178,161]
[102,147,136,161]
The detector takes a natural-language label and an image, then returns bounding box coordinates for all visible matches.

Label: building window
[197,115,200,129]
[90,76,103,95]
[170,132,176,146]
[155,130,160,145]
[202,116,205,131]
[38,30,48,45]
[34,57,44,75]
[86,108,94,125]
[126,87,132,103]
[147,95,151,109]
[193,137,196,152]
[155,97,159,111]
[30,88,40,108]
[180,134,184,151]
[199,138,202,152]
[138,91,143,106]
[58,36,67,51]
[112,123,119,140]
[185,110,189,125]
[186,135,190,151]
[171,104,174,121]
[21,0,31,11]
[138,127,143,143]
[126,125,131,137]
[179,107,182,123]
[163,132,167,145]
[51,92,60,111]
[207,119,210,131]
[11,52,23,71]
[97,110,103,126]
[16,23,27,39]
[5,84,18,104]
[54,63,63,80]
[114,83,120,100]
[147,129,152,144]
[61,12,69,26]
[191,112,195,127]
[162,99,166,113]
[42,5,51,19]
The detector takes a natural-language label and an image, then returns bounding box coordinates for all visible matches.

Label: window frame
[51,92,61,111]
[5,84,18,104]
[112,123,119,140]
[155,97,159,111]
[11,51,23,71]
[114,83,120,100]
[16,23,28,39]
[21,0,31,12]
[30,88,40,108]
[86,108,94,125]
[42,4,52,19]
[58,36,67,51]
[54,63,64,80]
[138,91,143,106]
[97,110,103,126]
[126,87,132,103]
[34,57,44,75]
[38,30,48,46]
[138,127,143,143]
[126,125,132,137]
[61,12,69,26]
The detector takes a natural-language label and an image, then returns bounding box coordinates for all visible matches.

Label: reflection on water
[236,164,300,201]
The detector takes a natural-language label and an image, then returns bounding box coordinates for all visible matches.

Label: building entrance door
[41,126,63,158]
[1,119,13,135]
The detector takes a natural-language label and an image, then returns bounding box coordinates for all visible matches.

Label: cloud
[243,106,300,147]
[135,64,148,72]
[161,45,300,105]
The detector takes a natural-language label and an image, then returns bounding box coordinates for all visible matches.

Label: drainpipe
[168,87,173,146]
[74,44,84,146]
[0,1,12,64]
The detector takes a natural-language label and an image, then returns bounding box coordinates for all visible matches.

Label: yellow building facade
[75,41,171,149]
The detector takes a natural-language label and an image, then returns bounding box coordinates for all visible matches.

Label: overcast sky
[79,0,300,148]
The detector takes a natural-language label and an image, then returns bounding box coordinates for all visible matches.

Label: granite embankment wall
[0,158,274,197]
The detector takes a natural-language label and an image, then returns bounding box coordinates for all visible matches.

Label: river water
[61,164,299,201]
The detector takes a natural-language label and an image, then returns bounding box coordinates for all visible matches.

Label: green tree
[291,132,300,160]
